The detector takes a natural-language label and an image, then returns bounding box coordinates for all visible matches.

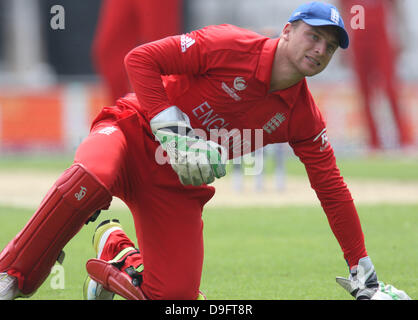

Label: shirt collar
[273,78,306,108]
[255,37,305,109]
[255,37,279,89]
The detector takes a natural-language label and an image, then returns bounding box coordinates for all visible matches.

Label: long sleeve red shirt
[122,24,367,267]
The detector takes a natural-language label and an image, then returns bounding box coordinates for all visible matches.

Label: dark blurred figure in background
[340,0,412,150]
[92,0,183,103]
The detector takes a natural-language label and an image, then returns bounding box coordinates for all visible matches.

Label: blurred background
[0,0,416,175]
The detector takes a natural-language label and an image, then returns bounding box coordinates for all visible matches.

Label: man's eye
[312,34,319,41]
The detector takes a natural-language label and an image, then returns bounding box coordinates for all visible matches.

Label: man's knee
[144,277,200,300]
[74,124,126,191]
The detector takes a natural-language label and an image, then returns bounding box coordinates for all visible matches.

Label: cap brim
[301,18,349,49]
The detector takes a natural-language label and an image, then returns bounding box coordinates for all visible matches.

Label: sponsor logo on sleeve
[98,126,117,135]
[180,34,195,53]
[313,128,330,151]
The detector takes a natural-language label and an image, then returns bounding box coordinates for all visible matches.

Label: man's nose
[314,41,327,56]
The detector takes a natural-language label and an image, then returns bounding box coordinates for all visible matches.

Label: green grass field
[0,154,417,300]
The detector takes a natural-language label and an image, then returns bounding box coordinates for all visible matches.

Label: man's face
[284,21,339,77]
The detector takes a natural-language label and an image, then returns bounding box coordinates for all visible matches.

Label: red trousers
[92,0,183,102]
[340,0,412,148]
[74,106,215,299]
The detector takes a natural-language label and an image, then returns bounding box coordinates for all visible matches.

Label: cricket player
[339,0,412,149]
[0,2,411,300]
[93,0,183,102]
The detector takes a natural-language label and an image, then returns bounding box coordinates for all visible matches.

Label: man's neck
[269,39,304,92]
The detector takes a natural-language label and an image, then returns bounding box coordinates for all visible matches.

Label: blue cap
[288,2,349,49]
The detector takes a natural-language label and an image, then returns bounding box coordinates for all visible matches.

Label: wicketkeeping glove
[150,106,227,186]
[336,256,411,300]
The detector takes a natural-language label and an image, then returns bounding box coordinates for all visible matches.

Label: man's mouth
[306,56,321,66]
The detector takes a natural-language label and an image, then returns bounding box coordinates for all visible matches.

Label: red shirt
[121,24,367,267]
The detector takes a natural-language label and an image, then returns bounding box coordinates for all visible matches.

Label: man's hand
[154,127,226,185]
[336,256,411,300]
[150,106,226,186]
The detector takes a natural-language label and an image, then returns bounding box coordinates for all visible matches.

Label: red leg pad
[0,163,112,295]
[86,259,147,300]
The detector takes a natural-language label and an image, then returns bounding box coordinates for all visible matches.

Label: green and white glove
[150,106,226,186]
[336,256,411,300]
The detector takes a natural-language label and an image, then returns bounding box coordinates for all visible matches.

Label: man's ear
[281,22,292,41]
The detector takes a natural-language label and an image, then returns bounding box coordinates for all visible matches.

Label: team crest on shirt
[263,112,286,134]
